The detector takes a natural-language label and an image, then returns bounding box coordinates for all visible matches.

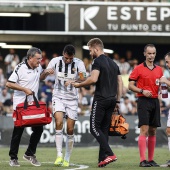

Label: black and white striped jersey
[47,56,86,100]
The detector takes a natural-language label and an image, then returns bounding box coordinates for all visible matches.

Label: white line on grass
[65,163,89,170]
[41,162,89,170]
[2,161,89,170]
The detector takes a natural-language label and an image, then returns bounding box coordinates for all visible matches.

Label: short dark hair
[27,47,42,59]
[63,44,75,56]
[165,52,170,58]
[87,38,104,50]
[144,44,156,52]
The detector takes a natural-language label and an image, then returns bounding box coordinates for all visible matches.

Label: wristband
[116,101,120,103]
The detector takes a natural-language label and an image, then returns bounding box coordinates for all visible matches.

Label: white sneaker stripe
[105,158,112,162]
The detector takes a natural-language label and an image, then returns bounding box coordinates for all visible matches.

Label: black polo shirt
[92,54,120,100]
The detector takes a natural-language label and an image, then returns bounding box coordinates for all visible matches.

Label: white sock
[55,130,63,157]
[168,136,170,151]
[64,134,74,162]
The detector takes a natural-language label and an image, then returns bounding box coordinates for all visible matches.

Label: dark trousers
[90,98,116,162]
[9,126,43,160]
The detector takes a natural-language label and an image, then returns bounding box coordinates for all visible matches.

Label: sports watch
[140,89,143,94]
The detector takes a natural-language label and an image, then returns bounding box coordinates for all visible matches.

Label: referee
[72,38,123,167]
[128,44,163,167]
[6,47,44,167]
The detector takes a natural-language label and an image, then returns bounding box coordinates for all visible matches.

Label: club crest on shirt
[72,68,76,72]
[155,79,159,85]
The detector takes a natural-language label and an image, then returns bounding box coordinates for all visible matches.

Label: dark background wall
[0,13,65,31]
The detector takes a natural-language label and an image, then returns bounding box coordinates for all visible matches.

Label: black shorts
[137,97,161,128]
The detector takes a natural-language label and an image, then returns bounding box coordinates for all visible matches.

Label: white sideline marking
[65,163,89,170]
[41,162,89,170]
[160,164,169,167]
[2,161,89,170]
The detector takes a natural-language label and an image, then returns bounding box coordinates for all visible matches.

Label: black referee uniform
[90,54,120,162]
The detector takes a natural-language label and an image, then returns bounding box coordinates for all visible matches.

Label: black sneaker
[139,160,151,167]
[148,160,159,167]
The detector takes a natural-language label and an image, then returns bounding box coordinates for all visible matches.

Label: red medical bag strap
[24,91,40,109]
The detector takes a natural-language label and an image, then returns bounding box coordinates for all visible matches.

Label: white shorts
[167,110,170,127]
[52,97,78,120]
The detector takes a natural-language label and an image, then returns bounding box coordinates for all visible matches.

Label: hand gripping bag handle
[24,92,40,109]
[113,110,120,125]
[117,109,120,115]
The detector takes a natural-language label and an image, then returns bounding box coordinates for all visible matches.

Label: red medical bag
[13,93,52,127]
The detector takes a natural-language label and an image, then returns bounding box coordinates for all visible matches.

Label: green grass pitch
[0,146,169,170]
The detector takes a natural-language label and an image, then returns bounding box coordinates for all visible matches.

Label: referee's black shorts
[137,97,161,128]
